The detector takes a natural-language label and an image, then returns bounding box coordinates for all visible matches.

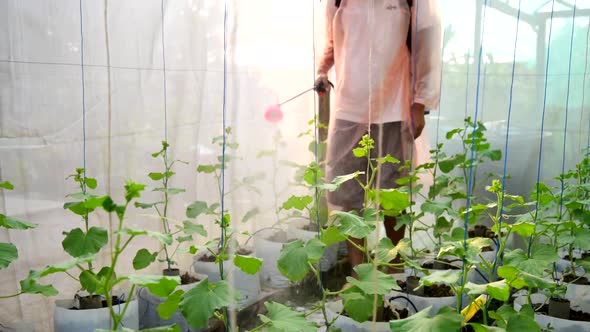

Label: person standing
[315,0,442,276]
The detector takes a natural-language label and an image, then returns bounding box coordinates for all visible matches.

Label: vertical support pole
[537,18,547,125]
[317,88,330,229]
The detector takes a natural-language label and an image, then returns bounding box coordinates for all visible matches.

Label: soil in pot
[70,295,126,310]
[563,274,590,285]
[77,295,103,310]
[423,259,461,270]
[198,247,253,263]
[564,252,590,261]
[534,301,590,321]
[396,278,453,297]
[180,272,200,284]
[341,305,404,322]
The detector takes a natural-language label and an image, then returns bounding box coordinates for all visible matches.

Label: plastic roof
[501,0,590,15]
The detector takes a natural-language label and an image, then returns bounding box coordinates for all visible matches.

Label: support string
[161,0,168,141]
[559,0,577,219]
[78,0,87,184]
[495,0,522,279]
[530,0,556,256]
[462,0,488,309]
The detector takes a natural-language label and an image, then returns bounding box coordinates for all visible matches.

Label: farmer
[315,0,442,277]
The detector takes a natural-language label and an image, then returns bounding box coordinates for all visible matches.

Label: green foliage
[0,243,18,269]
[61,227,108,258]
[346,264,399,295]
[258,302,317,332]
[133,249,158,270]
[233,255,263,275]
[389,306,463,332]
[179,279,236,329]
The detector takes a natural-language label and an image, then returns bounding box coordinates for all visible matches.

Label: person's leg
[325,120,367,279]
[373,121,412,273]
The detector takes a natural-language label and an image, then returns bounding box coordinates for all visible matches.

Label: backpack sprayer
[264,80,333,123]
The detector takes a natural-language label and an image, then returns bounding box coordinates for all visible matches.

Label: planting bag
[325,300,391,332]
[253,229,293,288]
[193,255,261,309]
[286,219,339,271]
[514,293,590,332]
[54,298,139,332]
[137,281,204,331]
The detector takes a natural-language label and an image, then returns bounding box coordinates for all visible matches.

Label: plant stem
[0,292,23,299]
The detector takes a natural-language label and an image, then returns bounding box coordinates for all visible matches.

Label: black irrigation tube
[388,296,419,315]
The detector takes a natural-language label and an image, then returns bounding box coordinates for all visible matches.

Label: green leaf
[180,279,235,329]
[341,291,378,323]
[158,289,184,320]
[305,238,326,262]
[346,264,399,295]
[493,304,541,332]
[468,323,506,332]
[182,220,207,237]
[117,228,172,246]
[19,272,58,296]
[282,195,313,211]
[389,306,463,332]
[86,177,97,189]
[234,255,263,275]
[134,201,161,209]
[153,188,185,195]
[507,222,535,238]
[79,270,100,294]
[572,228,590,250]
[62,227,108,257]
[0,181,14,190]
[464,280,510,302]
[379,189,410,212]
[319,172,361,192]
[439,154,465,173]
[258,301,317,332]
[498,265,557,291]
[242,208,259,223]
[433,217,453,238]
[321,226,346,247]
[186,201,212,218]
[375,238,410,263]
[353,147,367,157]
[0,215,37,230]
[197,164,220,174]
[420,269,461,287]
[334,211,375,239]
[375,154,400,165]
[148,172,165,181]
[0,242,18,269]
[30,255,96,279]
[438,237,493,263]
[421,200,452,217]
[133,249,158,270]
[278,240,310,282]
[124,181,146,202]
[503,246,559,275]
[126,275,180,297]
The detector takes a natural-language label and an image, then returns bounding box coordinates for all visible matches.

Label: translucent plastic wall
[1,0,590,330]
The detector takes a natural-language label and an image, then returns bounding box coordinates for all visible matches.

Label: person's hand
[411,103,426,139]
[314,74,331,94]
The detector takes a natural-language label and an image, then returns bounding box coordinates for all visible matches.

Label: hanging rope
[495,0,522,279]
[462,0,488,309]
[160,0,168,141]
[559,1,578,218]
[582,17,590,151]
[78,0,87,185]
[530,0,556,256]
[220,1,229,330]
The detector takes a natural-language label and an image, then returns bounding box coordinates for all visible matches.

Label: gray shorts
[325,119,413,211]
